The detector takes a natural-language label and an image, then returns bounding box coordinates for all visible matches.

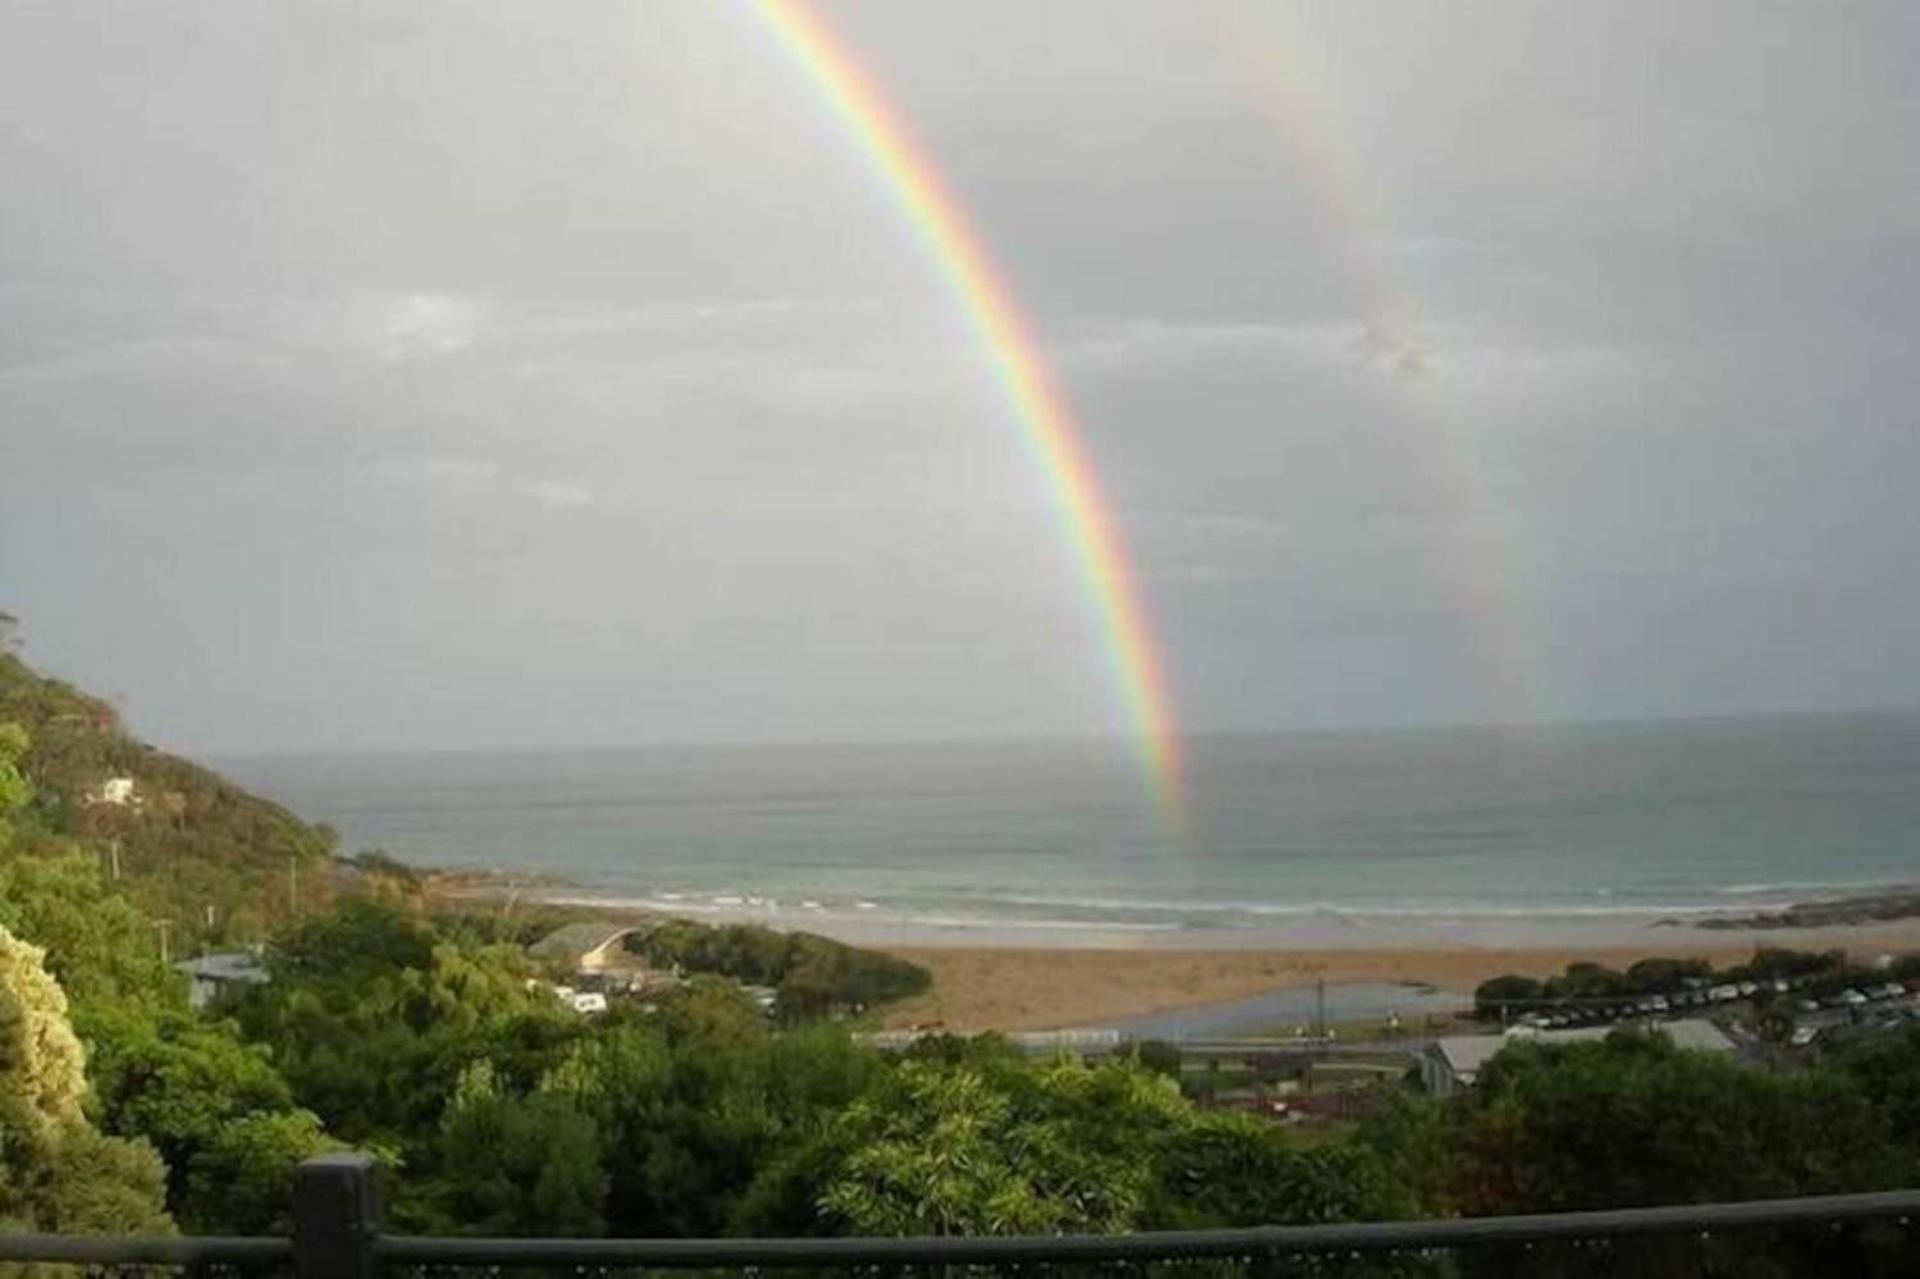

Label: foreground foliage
[4,701,1920,1273]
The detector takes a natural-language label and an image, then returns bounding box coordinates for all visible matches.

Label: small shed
[175,952,269,1010]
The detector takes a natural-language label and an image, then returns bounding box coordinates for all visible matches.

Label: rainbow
[751,0,1186,826]
[1229,14,1544,726]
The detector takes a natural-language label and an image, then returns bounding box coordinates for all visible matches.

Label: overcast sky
[3,1,1917,754]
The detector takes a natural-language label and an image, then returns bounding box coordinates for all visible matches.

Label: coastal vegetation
[1473,949,1920,1021]
[0,646,350,948]
[2,645,1920,1271]
[10,856,1920,1268]
[624,918,931,1019]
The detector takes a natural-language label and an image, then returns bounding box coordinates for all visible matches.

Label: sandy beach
[432,878,1920,1033]
[874,923,1920,1032]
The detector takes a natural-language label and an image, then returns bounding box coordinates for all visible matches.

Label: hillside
[0,643,340,947]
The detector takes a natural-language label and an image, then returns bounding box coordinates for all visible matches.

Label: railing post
[295,1153,382,1279]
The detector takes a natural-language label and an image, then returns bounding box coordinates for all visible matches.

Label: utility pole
[1316,978,1326,1038]
[109,838,121,881]
[153,919,172,965]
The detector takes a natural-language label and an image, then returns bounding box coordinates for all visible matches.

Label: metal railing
[0,1155,1914,1275]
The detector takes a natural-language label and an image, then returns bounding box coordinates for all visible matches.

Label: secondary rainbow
[751,0,1187,825]
[1230,16,1545,726]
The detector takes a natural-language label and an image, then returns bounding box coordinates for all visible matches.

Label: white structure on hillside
[1421,1019,1736,1097]
[92,777,137,807]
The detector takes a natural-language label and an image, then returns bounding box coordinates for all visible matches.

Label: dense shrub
[1474,947,1915,1021]
[627,920,931,1017]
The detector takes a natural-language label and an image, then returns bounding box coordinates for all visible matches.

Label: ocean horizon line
[200,704,1920,763]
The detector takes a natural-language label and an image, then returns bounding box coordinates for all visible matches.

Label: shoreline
[433,873,1920,952]
[426,877,1920,1033]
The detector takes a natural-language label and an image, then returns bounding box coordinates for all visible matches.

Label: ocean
[214,713,1920,949]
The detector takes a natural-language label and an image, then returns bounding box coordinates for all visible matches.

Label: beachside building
[175,952,269,1010]
[1421,1019,1735,1098]
[528,922,683,1003]
[528,922,646,974]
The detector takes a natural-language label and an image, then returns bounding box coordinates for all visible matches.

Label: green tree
[1352,1086,1462,1216]
[817,1056,1191,1236]
[0,721,29,838]
[1835,1026,1920,1159]
[1471,974,1542,1021]
[0,924,171,1234]
[1462,1028,1901,1214]
[1544,961,1626,1000]
[78,998,327,1231]
[626,920,929,1019]
[0,853,183,1007]
[1147,1108,1412,1229]
[431,1062,605,1235]
[267,897,436,984]
[228,902,584,1224]
[1622,956,1712,993]
[181,1110,336,1234]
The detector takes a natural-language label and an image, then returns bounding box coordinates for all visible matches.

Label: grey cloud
[3,0,1917,751]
